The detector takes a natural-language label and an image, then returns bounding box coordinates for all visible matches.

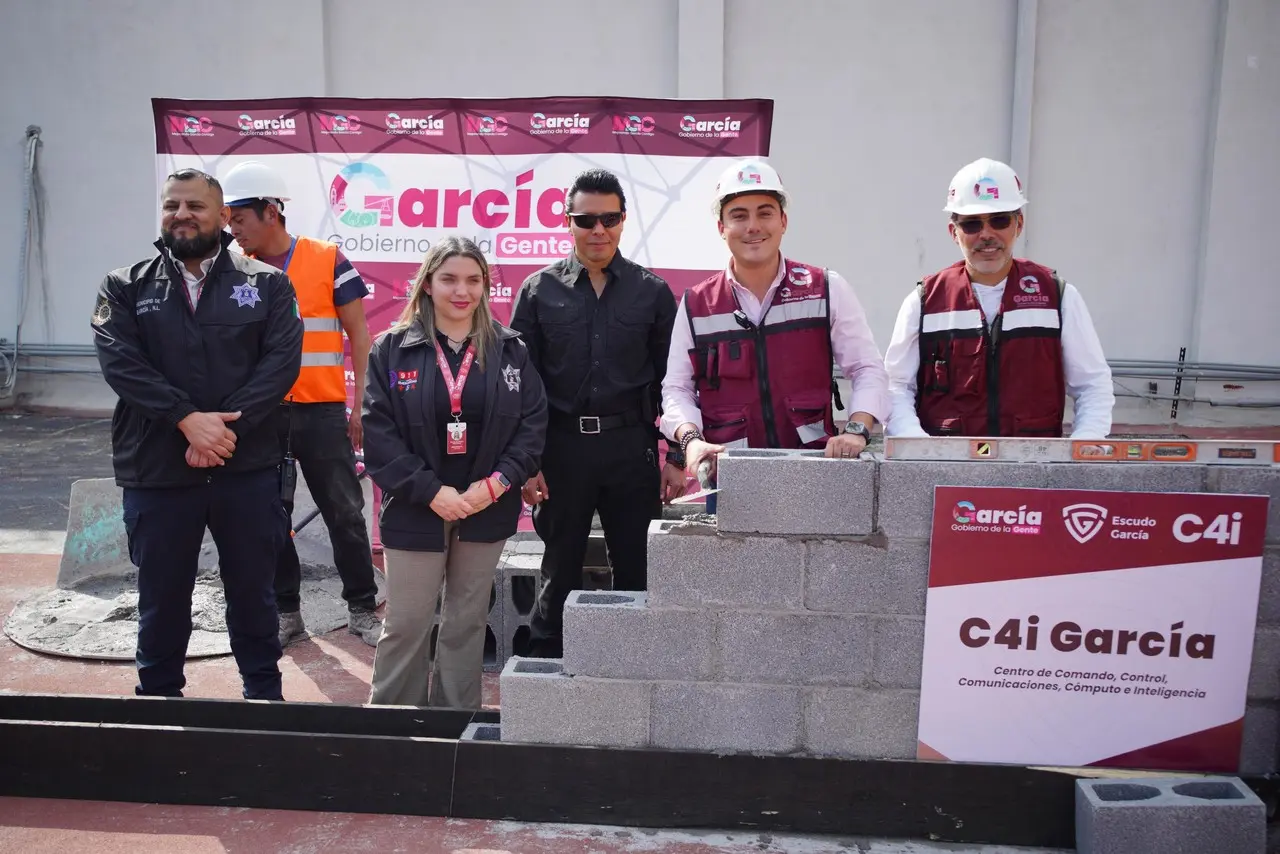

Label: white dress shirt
[167,246,222,309]
[660,255,890,441]
[883,277,1114,439]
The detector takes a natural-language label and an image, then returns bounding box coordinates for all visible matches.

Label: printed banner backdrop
[153,96,774,401]
[917,485,1269,773]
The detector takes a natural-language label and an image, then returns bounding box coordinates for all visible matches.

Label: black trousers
[527,422,662,657]
[274,402,378,613]
[123,468,286,700]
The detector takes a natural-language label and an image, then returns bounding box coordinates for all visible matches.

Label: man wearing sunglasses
[661,158,890,498]
[883,158,1113,439]
[510,168,678,659]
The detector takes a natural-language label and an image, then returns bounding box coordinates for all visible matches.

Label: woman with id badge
[362,237,547,708]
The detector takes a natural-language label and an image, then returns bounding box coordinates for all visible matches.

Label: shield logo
[502,364,521,392]
[1062,503,1108,544]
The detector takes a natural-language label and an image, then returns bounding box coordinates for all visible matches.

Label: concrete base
[5,561,386,660]
[8,468,387,660]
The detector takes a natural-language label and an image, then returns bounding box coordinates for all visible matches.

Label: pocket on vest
[783,389,831,447]
[704,405,749,447]
[1012,413,1061,437]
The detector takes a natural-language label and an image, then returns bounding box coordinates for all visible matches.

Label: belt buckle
[579,416,601,434]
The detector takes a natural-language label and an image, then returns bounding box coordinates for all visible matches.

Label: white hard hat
[712,158,789,217]
[221,160,291,207]
[944,158,1027,215]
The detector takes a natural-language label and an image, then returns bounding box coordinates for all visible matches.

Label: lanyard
[434,341,477,420]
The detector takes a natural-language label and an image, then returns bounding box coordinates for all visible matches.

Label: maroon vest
[684,260,834,449]
[915,259,1066,437]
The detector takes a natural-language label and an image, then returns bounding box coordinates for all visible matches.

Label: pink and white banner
[917,485,1269,772]
[153,96,774,402]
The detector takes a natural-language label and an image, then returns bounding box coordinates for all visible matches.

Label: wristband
[485,478,498,502]
[665,447,686,467]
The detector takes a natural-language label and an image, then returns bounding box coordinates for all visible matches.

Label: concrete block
[716,451,874,536]
[57,478,132,588]
[651,682,802,755]
[1239,703,1278,775]
[1258,547,1280,626]
[877,460,1047,539]
[647,521,806,610]
[1247,627,1280,700]
[1075,776,1265,854]
[804,688,919,759]
[498,657,652,748]
[460,722,501,742]
[1208,467,1280,544]
[717,612,870,686]
[563,591,713,681]
[873,617,925,688]
[805,538,930,615]
[1044,462,1206,493]
[482,586,504,673]
[499,553,540,663]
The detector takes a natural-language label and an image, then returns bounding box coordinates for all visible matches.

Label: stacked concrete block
[490,552,540,671]
[1044,461,1207,493]
[805,687,920,760]
[805,538,929,615]
[563,590,713,681]
[651,682,802,754]
[499,657,652,748]
[647,519,806,609]
[716,449,875,535]
[1239,703,1279,774]
[876,459,1047,538]
[496,453,1280,768]
[1075,776,1265,854]
[1209,466,1280,542]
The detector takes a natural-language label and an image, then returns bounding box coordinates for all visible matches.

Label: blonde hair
[393,236,498,369]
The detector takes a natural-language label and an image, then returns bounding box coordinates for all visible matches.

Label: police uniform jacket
[92,231,304,488]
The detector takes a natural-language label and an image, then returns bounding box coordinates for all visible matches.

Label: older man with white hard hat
[660,158,890,502]
[883,157,1114,440]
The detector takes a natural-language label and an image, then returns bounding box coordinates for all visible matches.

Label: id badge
[446,421,467,455]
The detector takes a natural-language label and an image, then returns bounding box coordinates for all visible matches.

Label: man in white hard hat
[660,158,890,502]
[883,157,1113,439]
[221,160,382,648]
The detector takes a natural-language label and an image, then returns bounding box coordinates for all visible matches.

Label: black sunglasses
[954,212,1017,234]
[568,211,624,229]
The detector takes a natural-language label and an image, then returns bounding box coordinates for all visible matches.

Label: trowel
[670,460,719,505]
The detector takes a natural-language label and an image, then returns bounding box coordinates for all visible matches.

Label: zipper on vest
[986,320,1001,435]
[754,325,781,447]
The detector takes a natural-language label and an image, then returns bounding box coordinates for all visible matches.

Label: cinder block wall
[501,451,1280,771]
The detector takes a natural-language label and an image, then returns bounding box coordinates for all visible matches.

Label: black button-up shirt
[510,251,677,419]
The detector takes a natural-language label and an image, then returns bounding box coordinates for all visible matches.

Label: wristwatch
[490,471,511,492]
[665,446,686,468]
[842,420,871,441]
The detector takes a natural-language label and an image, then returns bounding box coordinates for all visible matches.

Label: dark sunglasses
[568,211,624,229]
[954,212,1017,234]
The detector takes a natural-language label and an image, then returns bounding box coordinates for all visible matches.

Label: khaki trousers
[368,522,506,709]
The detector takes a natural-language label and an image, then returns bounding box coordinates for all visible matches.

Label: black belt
[549,410,644,435]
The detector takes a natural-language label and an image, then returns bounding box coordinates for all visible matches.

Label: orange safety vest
[261,236,347,404]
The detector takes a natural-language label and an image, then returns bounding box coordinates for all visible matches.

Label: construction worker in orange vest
[222,161,382,648]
